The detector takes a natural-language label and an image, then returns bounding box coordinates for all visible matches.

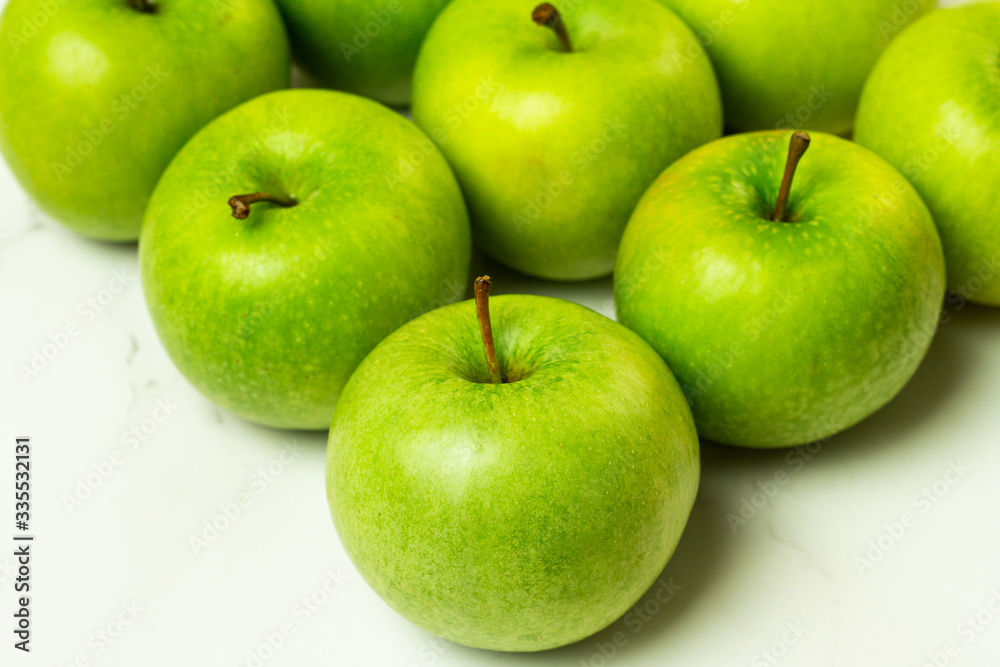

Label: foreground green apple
[275,0,451,107]
[328,282,699,650]
[615,131,946,448]
[140,90,471,429]
[655,0,935,134]
[0,0,290,241]
[855,2,1000,306]
[411,0,722,280]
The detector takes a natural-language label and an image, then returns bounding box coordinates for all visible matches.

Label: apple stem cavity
[228,192,298,220]
[474,276,504,385]
[773,131,811,223]
[533,4,573,52]
[128,0,158,13]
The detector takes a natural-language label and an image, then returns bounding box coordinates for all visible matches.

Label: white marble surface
[3,0,999,665]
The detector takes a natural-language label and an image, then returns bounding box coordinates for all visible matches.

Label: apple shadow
[947,300,1000,334]
[290,65,323,90]
[691,303,995,472]
[241,418,330,451]
[206,399,330,454]
[506,487,734,664]
[23,199,140,259]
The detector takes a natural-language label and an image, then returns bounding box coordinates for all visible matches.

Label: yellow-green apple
[411,0,722,281]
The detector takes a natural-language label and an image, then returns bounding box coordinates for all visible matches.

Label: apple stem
[128,0,158,13]
[474,276,503,385]
[533,4,573,52]
[773,131,811,223]
[228,192,297,220]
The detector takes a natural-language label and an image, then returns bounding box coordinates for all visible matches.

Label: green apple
[855,2,1000,306]
[140,89,471,430]
[0,0,291,241]
[615,131,946,448]
[327,281,699,651]
[411,0,722,281]
[655,0,936,134]
[275,0,451,107]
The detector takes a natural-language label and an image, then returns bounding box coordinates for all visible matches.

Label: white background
[3,0,999,665]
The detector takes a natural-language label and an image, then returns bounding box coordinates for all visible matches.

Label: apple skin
[615,131,946,448]
[411,0,722,281]
[327,295,699,651]
[655,0,936,135]
[140,90,471,430]
[0,0,290,241]
[274,0,451,107]
[855,2,1000,306]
